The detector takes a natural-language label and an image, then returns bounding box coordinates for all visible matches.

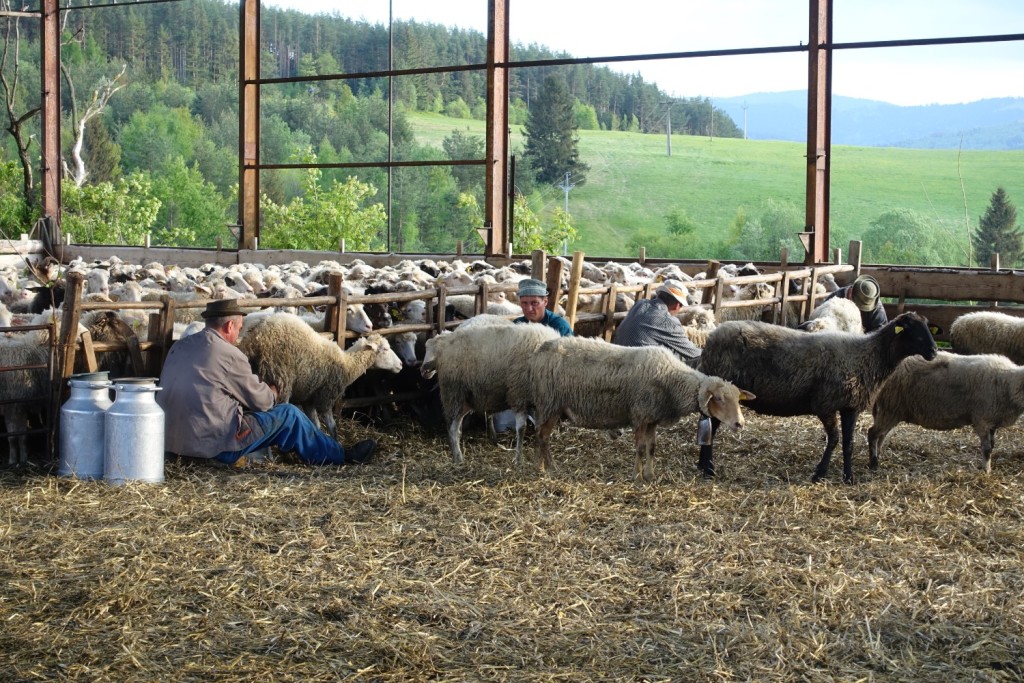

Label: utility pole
[557,171,575,255]
[662,100,673,156]
[742,101,748,140]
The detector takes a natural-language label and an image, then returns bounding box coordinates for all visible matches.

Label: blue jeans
[215,404,346,466]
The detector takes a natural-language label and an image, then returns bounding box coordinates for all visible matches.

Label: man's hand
[268,384,280,401]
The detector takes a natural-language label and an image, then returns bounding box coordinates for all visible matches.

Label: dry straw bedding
[2,413,1024,682]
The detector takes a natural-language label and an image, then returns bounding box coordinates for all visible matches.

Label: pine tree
[82,117,122,185]
[973,187,1021,266]
[524,75,588,186]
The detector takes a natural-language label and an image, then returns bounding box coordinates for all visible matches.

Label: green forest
[1,0,1021,266]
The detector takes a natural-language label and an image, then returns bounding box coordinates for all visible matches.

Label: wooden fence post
[531,249,547,280]
[563,251,585,329]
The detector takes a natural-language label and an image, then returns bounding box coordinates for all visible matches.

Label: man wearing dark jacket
[825,275,887,332]
[613,282,701,366]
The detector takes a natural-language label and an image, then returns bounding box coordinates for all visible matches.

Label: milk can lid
[70,371,109,382]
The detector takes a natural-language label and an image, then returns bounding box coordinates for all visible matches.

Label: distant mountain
[715,92,1024,150]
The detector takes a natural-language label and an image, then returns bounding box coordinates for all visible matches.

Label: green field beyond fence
[409,112,1024,263]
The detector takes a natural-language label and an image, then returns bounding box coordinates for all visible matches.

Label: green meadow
[408,112,1024,260]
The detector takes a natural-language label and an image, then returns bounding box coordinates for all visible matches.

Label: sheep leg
[3,405,28,465]
[513,412,529,466]
[697,416,722,478]
[535,416,560,474]
[867,416,899,470]
[633,423,656,483]
[811,412,841,483]
[318,400,338,441]
[977,426,995,473]
[447,407,472,465]
[839,410,859,484]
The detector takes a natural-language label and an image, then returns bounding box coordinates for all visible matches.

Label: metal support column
[803,0,832,264]
[482,0,510,257]
[40,0,60,224]
[238,0,260,250]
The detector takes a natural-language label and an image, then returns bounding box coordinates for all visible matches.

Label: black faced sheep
[237,312,402,440]
[698,312,938,483]
[527,337,753,482]
[869,351,1024,474]
[420,318,560,465]
[949,311,1024,364]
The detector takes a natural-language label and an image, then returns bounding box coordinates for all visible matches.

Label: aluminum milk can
[104,378,165,485]
[58,371,113,479]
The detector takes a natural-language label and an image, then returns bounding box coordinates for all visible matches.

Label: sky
[261,0,1024,107]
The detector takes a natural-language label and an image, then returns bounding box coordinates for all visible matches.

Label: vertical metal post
[40,0,61,224]
[804,0,833,264]
[239,0,260,250]
[482,0,510,257]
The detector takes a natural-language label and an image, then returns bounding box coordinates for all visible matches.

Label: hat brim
[201,307,248,318]
[854,299,876,312]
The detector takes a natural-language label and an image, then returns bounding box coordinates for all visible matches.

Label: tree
[442,129,484,194]
[864,208,965,266]
[61,172,161,245]
[524,74,588,186]
[625,209,699,259]
[82,116,121,184]
[511,193,578,255]
[973,187,1021,266]
[1,5,40,219]
[259,151,386,252]
[729,199,804,261]
[60,63,127,187]
[149,156,229,247]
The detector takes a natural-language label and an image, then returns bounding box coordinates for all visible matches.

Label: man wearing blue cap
[513,278,573,337]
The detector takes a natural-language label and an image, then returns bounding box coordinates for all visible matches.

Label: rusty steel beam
[40,0,60,224]
[482,0,510,257]
[238,0,259,250]
[804,0,832,265]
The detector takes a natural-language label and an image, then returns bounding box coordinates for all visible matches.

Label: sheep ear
[894,325,904,335]
[739,389,756,401]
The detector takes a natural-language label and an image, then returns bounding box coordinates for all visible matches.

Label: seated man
[513,278,573,336]
[824,274,888,332]
[157,299,376,466]
[613,282,701,366]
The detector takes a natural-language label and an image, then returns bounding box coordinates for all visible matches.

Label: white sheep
[698,312,938,483]
[716,282,775,323]
[0,330,49,464]
[869,351,1024,474]
[238,313,402,440]
[950,311,1024,364]
[420,320,560,465]
[801,296,864,334]
[0,309,86,464]
[527,336,753,481]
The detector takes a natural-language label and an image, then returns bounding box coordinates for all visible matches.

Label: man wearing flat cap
[824,275,887,332]
[157,299,376,467]
[513,278,573,337]
[489,277,573,435]
[613,281,701,366]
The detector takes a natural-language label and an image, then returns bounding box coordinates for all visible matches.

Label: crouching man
[157,299,376,466]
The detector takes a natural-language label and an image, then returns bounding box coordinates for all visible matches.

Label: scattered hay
[2,413,1023,681]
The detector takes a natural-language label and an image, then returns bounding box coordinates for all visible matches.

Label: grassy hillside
[408,112,1024,261]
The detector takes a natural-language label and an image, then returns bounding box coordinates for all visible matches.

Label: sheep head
[699,376,755,432]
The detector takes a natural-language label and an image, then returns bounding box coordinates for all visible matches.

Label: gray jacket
[156,327,275,458]
[613,297,702,366]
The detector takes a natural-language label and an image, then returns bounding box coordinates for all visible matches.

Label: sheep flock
[4,253,1024,484]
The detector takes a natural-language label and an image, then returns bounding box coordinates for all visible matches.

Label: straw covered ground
[2,412,1024,682]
